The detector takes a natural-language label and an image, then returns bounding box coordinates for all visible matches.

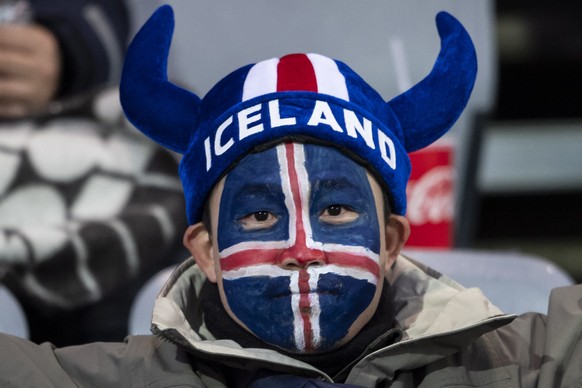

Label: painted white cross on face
[212,142,387,353]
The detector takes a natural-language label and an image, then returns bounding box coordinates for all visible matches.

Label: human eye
[319,205,359,225]
[238,211,278,230]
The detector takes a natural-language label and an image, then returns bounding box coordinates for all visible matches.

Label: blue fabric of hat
[120,5,477,224]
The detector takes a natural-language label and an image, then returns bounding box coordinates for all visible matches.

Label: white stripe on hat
[307,53,349,101]
[242,57,279,101]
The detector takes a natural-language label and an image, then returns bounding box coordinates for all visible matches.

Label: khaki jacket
[1,255,580,387]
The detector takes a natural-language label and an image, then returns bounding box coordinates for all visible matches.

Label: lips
[271,280,343,299]
[273,289,340,299]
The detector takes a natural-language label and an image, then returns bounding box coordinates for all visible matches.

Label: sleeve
[0,333,204,387]
[489,284,582,387]
[0,333,127,387]
[27,0,129,98]
[536,284,582,387]
[0,118,188,311]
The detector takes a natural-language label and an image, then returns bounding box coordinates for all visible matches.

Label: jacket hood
[149,255,514,379]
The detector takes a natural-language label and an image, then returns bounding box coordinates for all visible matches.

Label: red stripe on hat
[277,54,317,92]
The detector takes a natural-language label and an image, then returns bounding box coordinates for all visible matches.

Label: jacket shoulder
[467,284,582,387]
[122,335,206,387]
[0,333,204,387]
[391,285,582,387]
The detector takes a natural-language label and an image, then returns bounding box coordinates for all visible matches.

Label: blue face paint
[216,142,382,353]
[217,146,290,250]
[305,145,381,253]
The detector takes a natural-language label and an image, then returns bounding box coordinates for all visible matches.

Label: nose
[278,242,327,269]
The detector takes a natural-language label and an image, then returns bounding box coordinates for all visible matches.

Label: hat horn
[120,5,200,154]
[388,11,477,153]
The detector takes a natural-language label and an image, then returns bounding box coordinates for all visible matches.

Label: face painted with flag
[208,142,388,353]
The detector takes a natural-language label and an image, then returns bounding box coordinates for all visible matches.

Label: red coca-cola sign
[405,142,454,248]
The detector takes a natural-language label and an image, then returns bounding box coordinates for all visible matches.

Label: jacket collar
[150,255,516,380]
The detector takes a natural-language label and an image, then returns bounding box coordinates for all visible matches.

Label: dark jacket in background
[28,0,129,98]
[0,1,188,346]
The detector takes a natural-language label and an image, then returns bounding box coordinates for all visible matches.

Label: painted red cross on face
[214,142,383,352]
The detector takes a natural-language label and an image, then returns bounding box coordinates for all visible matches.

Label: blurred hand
[0,24,62,119]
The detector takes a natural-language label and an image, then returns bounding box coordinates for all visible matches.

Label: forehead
[225,142,372,187]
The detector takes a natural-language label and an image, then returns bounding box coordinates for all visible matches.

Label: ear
[384,215,410,270]
[183,223,217,283]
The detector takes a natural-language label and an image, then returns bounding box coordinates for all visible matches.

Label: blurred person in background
[0,0,126,118]
[0,0,188,346]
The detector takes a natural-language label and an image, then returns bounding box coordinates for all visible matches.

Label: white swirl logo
[407,166,454,225]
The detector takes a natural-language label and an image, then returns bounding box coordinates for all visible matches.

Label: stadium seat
[0,284,29,338]
[403,248,574,315]
[128,266,174,335]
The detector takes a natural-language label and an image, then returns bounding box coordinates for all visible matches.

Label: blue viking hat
[120,5,477,224]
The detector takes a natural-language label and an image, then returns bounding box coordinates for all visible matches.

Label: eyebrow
[235,182,283,195]
[311,177,367,193]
